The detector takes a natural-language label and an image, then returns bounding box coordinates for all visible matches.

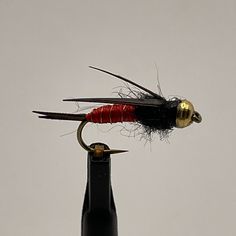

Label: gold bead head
[176,100,202,128]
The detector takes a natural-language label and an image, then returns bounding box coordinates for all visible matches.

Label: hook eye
[192,111,202,123]
[77,120,128,156]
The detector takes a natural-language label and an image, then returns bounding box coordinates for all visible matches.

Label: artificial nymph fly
[33,66,202,141]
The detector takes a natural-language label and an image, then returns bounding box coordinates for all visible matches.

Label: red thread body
[86,105,137,123]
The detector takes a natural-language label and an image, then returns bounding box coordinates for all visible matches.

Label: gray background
[0,0,235,235]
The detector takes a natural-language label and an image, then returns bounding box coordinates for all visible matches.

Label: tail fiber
[33,111,86,121]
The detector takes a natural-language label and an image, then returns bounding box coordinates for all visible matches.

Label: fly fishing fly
[33,66,202,149]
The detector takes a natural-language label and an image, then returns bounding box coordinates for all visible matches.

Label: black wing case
[33,98,165,121]
[64,67,166,106]
[63,97,165,107]
[89,66,166,101]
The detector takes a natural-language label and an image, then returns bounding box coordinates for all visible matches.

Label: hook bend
[77,120,128,156]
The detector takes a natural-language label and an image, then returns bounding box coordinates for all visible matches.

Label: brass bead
[176,100,195,128]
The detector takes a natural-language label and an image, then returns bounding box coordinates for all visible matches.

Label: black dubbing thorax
[135,99,181,131]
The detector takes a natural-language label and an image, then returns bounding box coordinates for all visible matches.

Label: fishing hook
[77,120,128,156]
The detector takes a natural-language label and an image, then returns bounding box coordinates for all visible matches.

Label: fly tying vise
[33,66,202,154]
